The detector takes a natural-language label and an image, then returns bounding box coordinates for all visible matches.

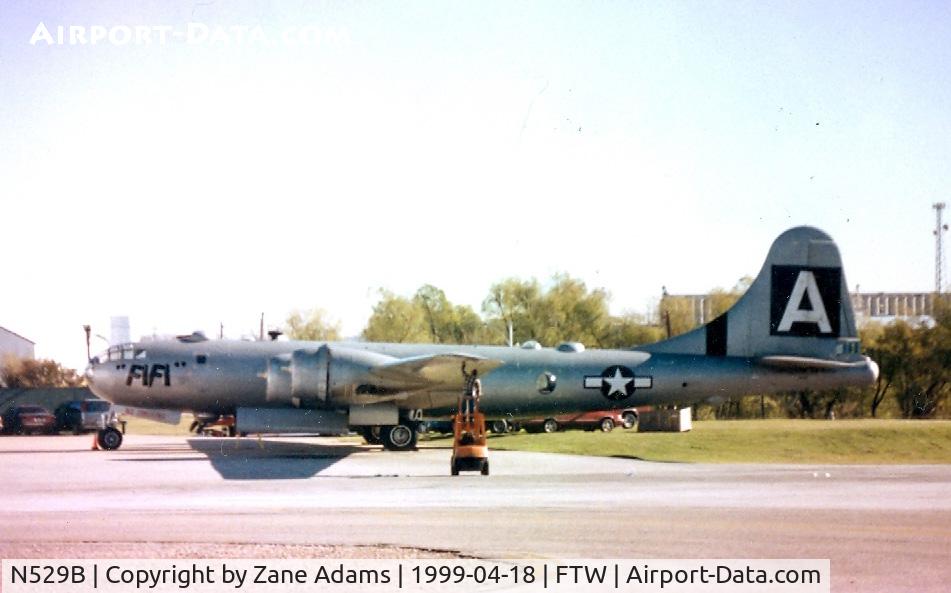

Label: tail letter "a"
[778,271,831,333]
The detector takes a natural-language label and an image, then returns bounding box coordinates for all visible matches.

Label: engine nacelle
[265,344,397,407]
[265,353,292,402]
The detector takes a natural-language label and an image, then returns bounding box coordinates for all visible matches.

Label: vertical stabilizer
[643,226,861,361]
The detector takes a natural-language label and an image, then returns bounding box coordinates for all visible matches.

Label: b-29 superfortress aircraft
[86,226,878,451]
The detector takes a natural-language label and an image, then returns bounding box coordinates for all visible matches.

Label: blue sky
[1,1,949,369]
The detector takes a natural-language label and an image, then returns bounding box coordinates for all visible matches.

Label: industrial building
[665,291,942,328]
[0,326,35,360]
[850,292,940,323]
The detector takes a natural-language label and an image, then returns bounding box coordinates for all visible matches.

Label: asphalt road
[1,434,949,592]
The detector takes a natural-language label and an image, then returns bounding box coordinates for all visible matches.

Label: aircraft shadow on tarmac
[177,438,366,480]
[100,438,368,480]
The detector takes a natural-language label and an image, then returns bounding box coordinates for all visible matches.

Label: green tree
[1,357,84,388]
[446,304,490,344]
[862,322,903,418]
[482,277,545,345]
[413,285,488,344]
[658,294,698,337]
[483,275,665,348]
[363,290,431,343]
[894,300,950,418]
[708,276,751,318]
[600,313,665,349]
[483,275,618,347]
[284,308,341,341]
[859,300,950,419]
[539,274,611,347]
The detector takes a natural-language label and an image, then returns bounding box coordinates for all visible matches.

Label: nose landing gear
[95,426,123,450]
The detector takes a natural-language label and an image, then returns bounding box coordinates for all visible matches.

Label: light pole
[935,202,948,294]
[83,325,91,362]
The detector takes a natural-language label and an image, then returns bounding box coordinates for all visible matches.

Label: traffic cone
[91,432,99,450]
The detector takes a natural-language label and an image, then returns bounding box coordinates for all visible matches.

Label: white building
[850,292,937,323]
[0,326,35,360]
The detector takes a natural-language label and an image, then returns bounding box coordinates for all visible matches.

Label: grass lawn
[477,419,951,464]
[124,415,951,464]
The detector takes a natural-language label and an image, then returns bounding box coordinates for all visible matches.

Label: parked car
[417,420,454,435]
[2,405,57,435]
[54,399,114,434]
[418,418,518,435]
[522,408,643,434]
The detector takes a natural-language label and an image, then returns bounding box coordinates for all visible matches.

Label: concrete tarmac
[1,434,949,592]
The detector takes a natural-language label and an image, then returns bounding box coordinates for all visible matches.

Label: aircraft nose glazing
[84,363,95,385]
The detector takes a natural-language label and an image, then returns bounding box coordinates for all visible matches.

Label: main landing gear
[360,420,419,451]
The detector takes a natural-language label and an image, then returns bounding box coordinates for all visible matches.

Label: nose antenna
[83,325,92,363]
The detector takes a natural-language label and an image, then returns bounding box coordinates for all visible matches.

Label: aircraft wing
[369,353,504,390]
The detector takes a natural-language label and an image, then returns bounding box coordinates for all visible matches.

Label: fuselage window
[196,354,208,364]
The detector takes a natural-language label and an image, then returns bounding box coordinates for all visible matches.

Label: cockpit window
[134,349,147,359]
[96,343,138,362]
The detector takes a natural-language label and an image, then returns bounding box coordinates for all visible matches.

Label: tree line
[286,275,678,350]
[0,357,83,389]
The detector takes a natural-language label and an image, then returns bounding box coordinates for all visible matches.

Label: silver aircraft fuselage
[86,338,877,418]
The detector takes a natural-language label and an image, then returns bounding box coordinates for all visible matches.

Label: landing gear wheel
[599,418,615,432]
[480,459,489,475]
[381,422,418,451]
[542,419,559,433]
[97,427,123,450]
[360,426,383,445]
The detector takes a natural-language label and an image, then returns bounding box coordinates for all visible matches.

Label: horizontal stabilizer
[370,353,504,389]
[756,355,873,371]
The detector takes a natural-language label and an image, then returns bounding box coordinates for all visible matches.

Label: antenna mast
[935,202,948,294]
